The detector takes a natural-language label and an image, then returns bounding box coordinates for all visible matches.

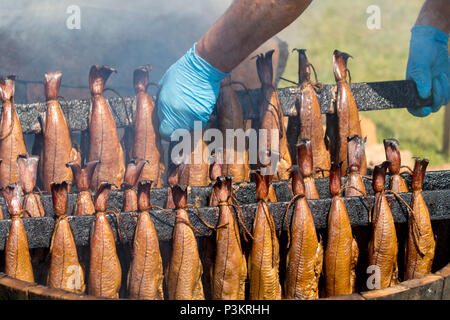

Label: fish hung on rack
[121,159,148,213]
[296,139,320,199]
[0,76,28,189]
[405,158,435,280]
[284,166,323,299]
[167,184,205,300]
[324,162,359,297]
[17,155,44,217]
[368,161,398,289]
[344,135,367,197]
[132,65,165,187]
[47,181,85,293]
[128,180,164,300]
[256,50,292,184]
[248,170,281,300]
[88,182,122,298]
[293,49,330,177]
[216,75,250,183]
[88,65,125,191]
[178,130,210,187]
[41,71,80,193]
[384,139,409,193]
[326,50,367,176]
[66,161,99,215]
[210,161,247,300]
[2,184,34,282]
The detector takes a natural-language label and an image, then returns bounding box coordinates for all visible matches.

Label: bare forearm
[415,0,450,33]
[196,0,313,73]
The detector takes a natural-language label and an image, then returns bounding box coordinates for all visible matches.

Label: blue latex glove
[156,43,230,140]
[406,25,449,117]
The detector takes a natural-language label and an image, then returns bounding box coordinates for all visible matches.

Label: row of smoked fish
[0,48,435,299]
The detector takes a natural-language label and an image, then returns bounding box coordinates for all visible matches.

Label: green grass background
[276,0,447,165]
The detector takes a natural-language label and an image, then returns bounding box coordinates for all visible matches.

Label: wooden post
[443,103,450,159]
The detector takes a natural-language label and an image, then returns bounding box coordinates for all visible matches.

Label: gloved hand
[156,43,230,140]
[406,25,449,117]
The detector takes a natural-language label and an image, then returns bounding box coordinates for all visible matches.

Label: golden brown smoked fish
[122,159,147,212]
[332,50,367,176]
[47,181,85,293]
[295,49,330,178]
[128,181,164,299]
[256,50,292,182]
[368,161,398,289]
[285,166,323,299]
[248,171,281,300]
[344,135,367,197]
[297,139,319,199]
[2,184,34,282]
[17,155,44,217]
[383,139,408,193]
[42,71,78,192]
[324,163,358,297]
[211,164,247,300]
[0,76,28,188]
[217,75,250,183]
[404,158,435,280]
[88,182,122,298]
[88,65,125,191]
[132,66,164,187]
[167,184,204,300]
[66,161,99,215]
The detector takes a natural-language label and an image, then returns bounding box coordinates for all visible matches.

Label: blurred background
[0,0,448,169]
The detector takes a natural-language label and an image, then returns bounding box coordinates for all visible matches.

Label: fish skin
[67,161,99,216]
[217,76,250,183]
[17,155,44,217]
[332,51,367,176]
[368,194,398,289]
[42,71,75,192]
[256,51,292,181]
[88,65,125,191]
[128,211,164,299]
[88,182,122,298]
[23,194,45,217]
[167,208,204,300]
[211,176,247,300]
[296,49,330,178]
[383,139,409,193]
[368,161,398,289]
[248,200,281,300]
[47,217,85,293]
[74,191,96,216]
[405,158,435,280]
[132,66,164,187]
[178,133,210,187]
[2,185,34,283]
[5,216,34,282]
[88,211,122,298]
[325,196,358,297]
[285,196,323,299]
[0,77,28,188]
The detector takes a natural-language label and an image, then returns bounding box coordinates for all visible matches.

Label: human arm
[157,0,313,140]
